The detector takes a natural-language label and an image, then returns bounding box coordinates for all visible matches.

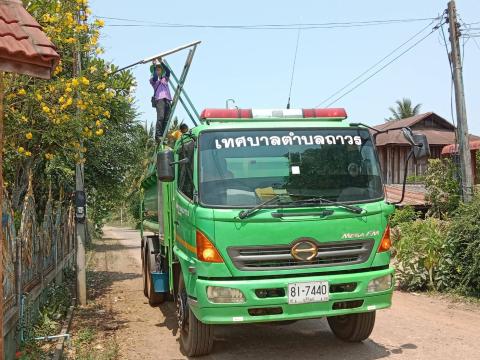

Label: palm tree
[387,98,422,121]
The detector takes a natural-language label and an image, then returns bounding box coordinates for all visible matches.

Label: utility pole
[75,9,87,305]
[447,0,473,202]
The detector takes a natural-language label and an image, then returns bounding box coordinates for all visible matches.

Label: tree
[2,0,139,232]
[387,98,422,121]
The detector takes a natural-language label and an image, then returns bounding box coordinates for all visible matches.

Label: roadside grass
[65,239,121,360]
[426,289,480,307]
[17,270,75,359]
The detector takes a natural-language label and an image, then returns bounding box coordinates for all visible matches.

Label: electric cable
[93,15,439,30]
[321,19,444,107]
[315,17,440,108]
[326,24,437,108]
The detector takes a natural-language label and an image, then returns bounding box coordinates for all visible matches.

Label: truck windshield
[198,128,383,207]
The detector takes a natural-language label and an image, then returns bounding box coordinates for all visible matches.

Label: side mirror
[393,128,431,205]
[402,127,430,161]
[157,150,175,182]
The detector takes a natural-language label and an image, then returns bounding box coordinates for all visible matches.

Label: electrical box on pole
[447,0,473,202]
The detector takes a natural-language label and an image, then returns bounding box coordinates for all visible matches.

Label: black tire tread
[178,276,214,356]
[327,311,376,342]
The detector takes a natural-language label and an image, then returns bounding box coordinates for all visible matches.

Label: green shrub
[389,205,419,228]
[445,195,480,297]
[395,217,449,291]
[406,175,425,184]
[424,158,461,218]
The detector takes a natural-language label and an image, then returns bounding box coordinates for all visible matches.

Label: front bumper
[189,267,394,324]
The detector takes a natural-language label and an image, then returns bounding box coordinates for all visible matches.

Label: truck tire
[177,276,213,357]
[327,311,376,342]
[146,243,166,306]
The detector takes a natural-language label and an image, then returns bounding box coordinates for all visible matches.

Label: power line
[316,17,442,107]
[94,15,438,30]
[319,19,443,108]
[460,19,480,51]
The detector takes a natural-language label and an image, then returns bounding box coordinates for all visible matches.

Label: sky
[89,0,480,135]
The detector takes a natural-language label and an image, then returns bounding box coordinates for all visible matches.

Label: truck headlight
[206,286,246,303]
[367,274,393,293]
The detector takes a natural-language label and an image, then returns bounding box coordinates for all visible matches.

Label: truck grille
[227,239,374,271]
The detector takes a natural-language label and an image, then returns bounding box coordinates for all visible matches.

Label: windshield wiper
[238,194,286,219]
[289,195,365,214]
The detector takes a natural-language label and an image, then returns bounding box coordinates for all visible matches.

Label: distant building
[373,112,479,184]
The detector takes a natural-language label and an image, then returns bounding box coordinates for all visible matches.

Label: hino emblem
[291,240,318,261]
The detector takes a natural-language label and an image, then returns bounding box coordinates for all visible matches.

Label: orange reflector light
[196,230,223,263]
[378,225,391,252]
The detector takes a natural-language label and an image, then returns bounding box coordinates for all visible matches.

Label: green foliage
[395,217,449,291]
[34,282,71,337]
[406,174,425,184]
[386,98,422,121]
[445,195,480,297]
[389,205,419,228]
[424,158,461,218]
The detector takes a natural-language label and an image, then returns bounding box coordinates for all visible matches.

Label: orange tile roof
[385,184,427,207]
[0,0,59,79]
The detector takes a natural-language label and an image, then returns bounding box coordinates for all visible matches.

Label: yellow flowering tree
[3,0,138,215]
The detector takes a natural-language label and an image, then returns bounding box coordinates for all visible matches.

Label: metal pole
[111,40,201,75]
[448,0,473,202]
[75,9,87,305]
[0,70,5,359]
[162,46,198,138]
[163,60,200,122]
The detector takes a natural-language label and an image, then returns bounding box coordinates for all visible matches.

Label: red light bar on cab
[200,108,253,119]
[302,108,347,118]
[200,108,347,120]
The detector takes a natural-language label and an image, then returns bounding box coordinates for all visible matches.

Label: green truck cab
[140,107,419,357]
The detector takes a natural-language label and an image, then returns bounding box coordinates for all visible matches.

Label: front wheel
[327,311,376,342]
[177,276,213,357]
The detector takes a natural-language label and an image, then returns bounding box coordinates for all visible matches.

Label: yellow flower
[95,120,101,127]
[65,97,73,106]
[103,110,110,118]
[18,147,25,154]
[71,78,79,87]
[95,48,104,55]
[36,93,43,101]
[65,87,73,93]
[21,116,28,123]
[96,83,106,91]
[42,106,50,113]
[95,128,104,136]
[94,19,105,27]
[81,77,90,86]
[65,37,76,44]
[25,132,33,140]
[25,151,32,157]
[59,96,65,104]
[89,66,97,74]
[17,89,26,95]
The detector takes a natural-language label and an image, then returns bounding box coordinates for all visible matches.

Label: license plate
[288,281,329,304]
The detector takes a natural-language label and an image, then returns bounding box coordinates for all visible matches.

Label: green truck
[140,107,429,356]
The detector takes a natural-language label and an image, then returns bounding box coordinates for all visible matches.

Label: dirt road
[86,226,480,360]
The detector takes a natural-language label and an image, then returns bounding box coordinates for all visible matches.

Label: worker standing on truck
[150,59,172,142]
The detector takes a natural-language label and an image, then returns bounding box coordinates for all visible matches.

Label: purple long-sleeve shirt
[150,73,172,101]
